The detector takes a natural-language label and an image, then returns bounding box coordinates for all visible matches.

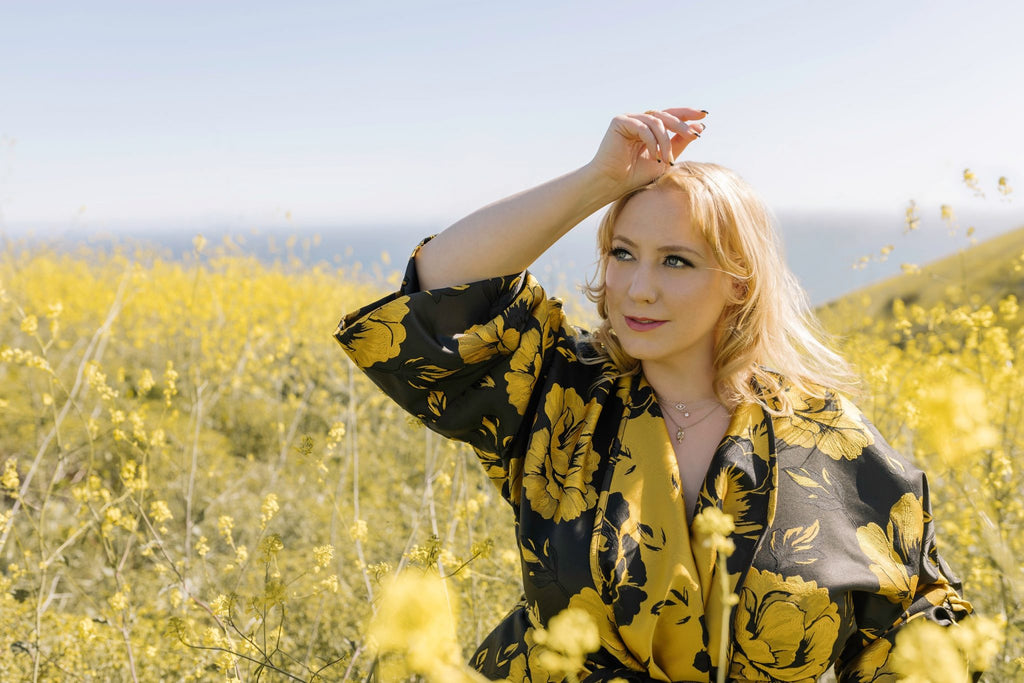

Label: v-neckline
[586,371,780,678]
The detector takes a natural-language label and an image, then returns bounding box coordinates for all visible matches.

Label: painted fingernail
[700,109,709,114]
[657,159,663,164]
[693,131,701,138]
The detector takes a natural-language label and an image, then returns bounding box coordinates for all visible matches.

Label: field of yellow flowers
[1,182,1021,680]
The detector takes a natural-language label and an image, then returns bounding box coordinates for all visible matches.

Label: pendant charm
[676,428,685,442]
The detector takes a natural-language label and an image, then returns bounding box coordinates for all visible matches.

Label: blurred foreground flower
[368,571,484,682]
[997,175,1012,197]
[913,374,998,469]
[893,614,1004,681]
[694,506,736,558]
[962,168,983,197]
[533,607,600,679]
[905,200,921,232]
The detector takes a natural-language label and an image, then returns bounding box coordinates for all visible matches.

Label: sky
[1,0,1021,301]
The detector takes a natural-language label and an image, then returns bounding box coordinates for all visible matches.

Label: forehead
[612,188,702,244]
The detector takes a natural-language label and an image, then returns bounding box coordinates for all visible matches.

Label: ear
[728,275,748,303]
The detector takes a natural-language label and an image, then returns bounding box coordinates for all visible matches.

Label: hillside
[818,223,1024,326]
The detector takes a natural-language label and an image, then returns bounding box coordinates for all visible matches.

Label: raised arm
[414,107,708,290]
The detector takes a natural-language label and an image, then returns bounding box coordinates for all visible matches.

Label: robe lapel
[694,400,779,667]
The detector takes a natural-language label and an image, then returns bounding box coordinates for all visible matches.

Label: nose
[627,263,658,303]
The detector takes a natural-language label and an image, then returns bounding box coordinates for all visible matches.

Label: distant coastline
[4,207,1021,307]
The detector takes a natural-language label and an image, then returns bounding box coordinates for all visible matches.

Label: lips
[624,316,667,331]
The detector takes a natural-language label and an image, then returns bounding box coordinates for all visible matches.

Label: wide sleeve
[333,238,593,505]
[835,468,977,682]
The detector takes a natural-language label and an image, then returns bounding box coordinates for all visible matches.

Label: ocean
[4,206,1021,308]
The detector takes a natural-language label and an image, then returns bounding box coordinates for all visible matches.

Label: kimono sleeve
[836,469,977,682]
[333,240,588,504]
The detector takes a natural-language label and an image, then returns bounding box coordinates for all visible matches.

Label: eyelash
[610,247,693,269]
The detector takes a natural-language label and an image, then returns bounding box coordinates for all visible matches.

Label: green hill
[819,223,1024,327]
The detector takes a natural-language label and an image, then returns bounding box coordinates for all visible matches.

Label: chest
[665,413,733,524]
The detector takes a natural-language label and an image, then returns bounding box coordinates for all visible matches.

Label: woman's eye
[610,247,633,261]
[664,255,694,268]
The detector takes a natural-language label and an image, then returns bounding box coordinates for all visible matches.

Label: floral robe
[334,242,974,683]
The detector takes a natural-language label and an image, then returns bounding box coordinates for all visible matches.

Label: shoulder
[771,388,928,519]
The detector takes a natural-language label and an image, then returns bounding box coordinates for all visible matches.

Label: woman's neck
[640,355,718,406]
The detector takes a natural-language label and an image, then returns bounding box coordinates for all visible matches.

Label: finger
[659,106,709,122]
[637,112,674,164]
[643,110,699,147]
[669,123,704,159]
[617,115,663,163]
[667,130,700,159]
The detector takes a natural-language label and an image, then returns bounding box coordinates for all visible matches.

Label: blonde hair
[581,161,857,416]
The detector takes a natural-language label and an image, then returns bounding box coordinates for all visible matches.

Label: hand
[586,107,707,191]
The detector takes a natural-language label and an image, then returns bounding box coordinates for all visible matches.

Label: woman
[334,107,973,682]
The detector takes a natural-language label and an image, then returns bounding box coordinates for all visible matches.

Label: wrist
[571,163,630,212]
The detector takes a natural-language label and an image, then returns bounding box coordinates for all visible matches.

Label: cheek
[603,263,625,302]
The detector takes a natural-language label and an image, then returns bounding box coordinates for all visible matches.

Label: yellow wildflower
[260,493,279,528]
[693,506,737,557]
[20,314,38,335]
[78,617,98,643]
[149,500,173,523]
[218,515,235,542]
[2,458,18,491]
[904,200,920,232]
[349,519,368,543]
[313,544,334,570]
[533,607,600,676]
[109,591,128,612]
[258,534,283,561]
[210,593,233,619]
[368,571,463,681]
[893,620,969,682]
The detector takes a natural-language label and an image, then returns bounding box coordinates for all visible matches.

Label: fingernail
[693,132,701,138]
[657,159,662,164]
[700,109,709,114]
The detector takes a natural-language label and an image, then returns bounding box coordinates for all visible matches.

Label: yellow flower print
[523,385,600,522]
[457,312,521,364]
[841,637,893,683]
[773,394,874,460]
[341,299,409,368]
[708,464,765,539]
[566,587,642,671]
[426,390,446,418]
[768,520,823,566]
[732,568,840,682]
[728,402,773,463]
[856,493,923,605]
[505,327,543,415]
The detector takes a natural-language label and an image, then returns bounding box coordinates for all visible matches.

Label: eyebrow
[612,235,703,257]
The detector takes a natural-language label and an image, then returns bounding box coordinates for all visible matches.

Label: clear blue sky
[1,0,1021,235]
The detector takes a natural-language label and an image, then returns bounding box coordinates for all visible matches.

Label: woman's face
[604,188,733,375]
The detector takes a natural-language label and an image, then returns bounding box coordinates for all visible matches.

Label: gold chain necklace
[659,395,719,418]
[659,402,722,443]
